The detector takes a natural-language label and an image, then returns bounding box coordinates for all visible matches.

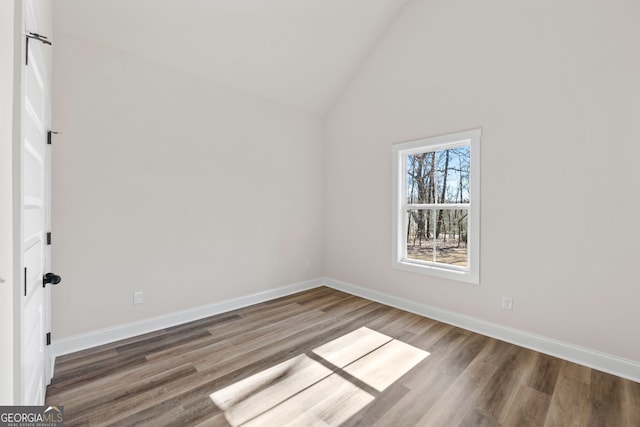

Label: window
[392,129,480,284]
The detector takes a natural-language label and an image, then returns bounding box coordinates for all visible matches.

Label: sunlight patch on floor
[209,327,429,426]
[313,327,392,367]
[314,327,430,392]
[345,336,431,391]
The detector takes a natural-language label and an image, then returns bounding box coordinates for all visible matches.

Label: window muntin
[392,129,480,284]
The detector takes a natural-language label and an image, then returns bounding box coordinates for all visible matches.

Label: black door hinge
[47,130,59,145]
[46,332,51,346]
[25,32,52,65]
[24,267,27,297]
[46,232,52,245]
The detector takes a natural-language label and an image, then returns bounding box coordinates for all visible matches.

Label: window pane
[406,209,468,267]
[436,146,470,203]
[406,153,436,204]
[406,209,435,262]
[406,146,470,204]
[434,209,468,267]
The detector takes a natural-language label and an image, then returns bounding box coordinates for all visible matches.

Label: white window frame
[392,129,480,284]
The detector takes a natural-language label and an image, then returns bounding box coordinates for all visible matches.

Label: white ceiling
[54,0,409,114]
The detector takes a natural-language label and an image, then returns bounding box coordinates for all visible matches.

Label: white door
[21,0,54,405]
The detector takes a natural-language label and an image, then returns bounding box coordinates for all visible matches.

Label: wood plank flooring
[45,287,640,426]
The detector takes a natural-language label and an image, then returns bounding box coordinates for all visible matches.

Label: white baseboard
[52,278,323,358]
[52,275,640,383]
[322,277,640,383]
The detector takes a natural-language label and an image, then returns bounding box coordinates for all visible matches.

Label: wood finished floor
[46,287,640,426]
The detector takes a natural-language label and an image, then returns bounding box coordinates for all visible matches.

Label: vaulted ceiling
[54,0,409,114]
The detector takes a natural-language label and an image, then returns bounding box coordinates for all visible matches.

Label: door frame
[0,0,19,406]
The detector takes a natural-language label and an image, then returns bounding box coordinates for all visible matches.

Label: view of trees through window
[405,146,470,267]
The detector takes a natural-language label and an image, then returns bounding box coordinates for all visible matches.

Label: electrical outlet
[133,291,143,305]
[305,261,311,271]
[502,296,513,311]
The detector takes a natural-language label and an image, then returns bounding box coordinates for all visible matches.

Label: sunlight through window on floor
[209,327,429,426]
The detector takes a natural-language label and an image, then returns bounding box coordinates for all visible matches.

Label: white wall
[0,0,17,406]
[52,34,324,338]
[325,0,640,363]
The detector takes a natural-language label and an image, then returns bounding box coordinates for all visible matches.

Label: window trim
[392,129,481,284]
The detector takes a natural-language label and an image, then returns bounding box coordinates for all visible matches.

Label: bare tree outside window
[405,146,470,267]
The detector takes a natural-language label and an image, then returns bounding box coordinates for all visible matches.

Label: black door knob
[43,273,62,286]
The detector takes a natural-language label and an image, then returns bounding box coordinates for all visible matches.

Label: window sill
[392,259,479,285]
